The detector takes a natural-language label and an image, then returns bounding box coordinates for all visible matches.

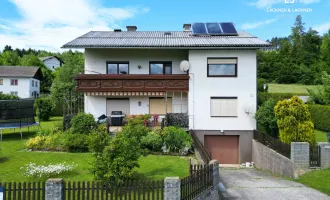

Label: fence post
[319,143,330,169]
[164,177,180,200]
[291,142,310,169]
[209,160,220,194]
[46,178,64,200]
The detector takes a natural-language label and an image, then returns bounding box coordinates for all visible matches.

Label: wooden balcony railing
[75,74,189,92]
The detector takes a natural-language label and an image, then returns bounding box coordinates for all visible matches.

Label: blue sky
[0,0,329,51]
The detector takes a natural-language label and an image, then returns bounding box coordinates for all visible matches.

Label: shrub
[257,78,268,92]
[165,113,189,128]
[63,114,75,130]
[275,96,315,145]
[21,162,77,180]
[141,131,163,152]
[36,129,52,136]
[26,136,47,150]
[255,99,279,137]
[34,96,54,121]
[126,114,151,126]
[308,105,330,132]
[161,126,192,153]
[308,71,330,105]
[0,93,19,100]
[62,134,89,152]
[70,112,96,134]
[258,92,307,106]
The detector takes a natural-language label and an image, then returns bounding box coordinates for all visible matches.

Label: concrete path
[219,168,329,200]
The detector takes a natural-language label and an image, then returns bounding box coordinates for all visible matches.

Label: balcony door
[106,99,130,116]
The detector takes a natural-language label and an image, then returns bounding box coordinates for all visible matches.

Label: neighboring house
[39,56,64,71]
[62,23,270,164]
[0,66,43,98]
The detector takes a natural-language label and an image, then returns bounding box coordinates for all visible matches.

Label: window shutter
[150,98,172,115]
[210,98,238,117]
[208,58,237,64]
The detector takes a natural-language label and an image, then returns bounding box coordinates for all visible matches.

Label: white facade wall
[188,50,257,131]
[43,57,61,71]
[0,77,40,98]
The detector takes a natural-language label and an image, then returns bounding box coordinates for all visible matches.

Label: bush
[70,112,96,134]
[161,126,192,153]
[126,114,151,126]
[258,92,307,106]
[257,78,268,92]
[0,93,19,100]
[275,96,315,145]
[165,113,189,128]
[308,105,330,132]
[34,96,54,121]
[141,131,163,152]
[63,114,75,130]
[308,71,330,105]
[255,99,279,137]
[62,134,89,152]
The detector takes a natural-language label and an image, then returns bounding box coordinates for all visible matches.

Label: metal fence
[190,130,212,164]
[310,146,321,167]
[254,130,291,159]
[64,180,164,200]
[180,164,213,200]
[0,182,45,200]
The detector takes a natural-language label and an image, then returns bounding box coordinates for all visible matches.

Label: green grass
[296,169,330,196]
[268,83,319,94]
[315,129,328,142]
[0,117,189,182]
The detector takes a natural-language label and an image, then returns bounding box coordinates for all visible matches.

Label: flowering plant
[21,162,77,180]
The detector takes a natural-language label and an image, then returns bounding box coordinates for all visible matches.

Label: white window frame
[10,91,18,96]
[10,79,18,86]
[210,97,238,117]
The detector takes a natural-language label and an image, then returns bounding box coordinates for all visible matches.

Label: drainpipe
[189,73,195,130]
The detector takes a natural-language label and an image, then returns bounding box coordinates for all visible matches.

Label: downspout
[189,73,195,130]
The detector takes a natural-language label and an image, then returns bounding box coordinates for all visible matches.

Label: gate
[310,146,320,167]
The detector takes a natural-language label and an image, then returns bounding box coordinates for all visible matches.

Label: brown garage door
[204,135,239,164]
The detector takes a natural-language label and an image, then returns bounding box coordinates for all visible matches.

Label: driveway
[219,168,329,200]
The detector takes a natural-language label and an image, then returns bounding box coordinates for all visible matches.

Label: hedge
[308,105,330,132]
[258,92,307,106]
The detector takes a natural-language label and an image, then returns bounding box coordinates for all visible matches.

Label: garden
[0,112,192,182]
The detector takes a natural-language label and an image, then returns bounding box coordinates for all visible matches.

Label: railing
[64,180,164,200]
[310,146,321,168]
[0,182,45,200]
[190,130,212,164]
[181,164,213,200]
[75,74,189,92]
[254,130,291,159]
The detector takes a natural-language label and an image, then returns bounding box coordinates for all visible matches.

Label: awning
[85,91,166,96]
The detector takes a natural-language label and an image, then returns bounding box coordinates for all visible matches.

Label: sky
[0,0,329,52]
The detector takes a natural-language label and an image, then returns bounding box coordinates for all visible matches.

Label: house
[39,56,64,71]
[62,23,270,164]
[0,66,43,98]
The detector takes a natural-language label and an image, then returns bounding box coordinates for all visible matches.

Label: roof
[0,66,43,80]
[39,56,64,63]
[62,31,270,49]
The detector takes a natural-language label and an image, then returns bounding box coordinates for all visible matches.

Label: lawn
[296,169,330,196]
[315,129,328,143]
[268,83,319,94]
[0,117,189,182]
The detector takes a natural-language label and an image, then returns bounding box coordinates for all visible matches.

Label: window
[36,81,38,87]
[149,98,172,115]
[207,58,237,77]
[32,80,34,87]
[149,62,172,75]
[0,79,3,85]
[10,91,18,96]
[106,62,129,74]
[210,97,238,117]
[11,79,18,85]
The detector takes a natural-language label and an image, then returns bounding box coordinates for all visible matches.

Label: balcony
[75,74,189,93]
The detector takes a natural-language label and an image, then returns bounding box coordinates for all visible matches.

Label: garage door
[204,135,239,164]
[106,99,130,116]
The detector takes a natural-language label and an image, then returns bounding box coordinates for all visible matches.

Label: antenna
[180,60,190,72]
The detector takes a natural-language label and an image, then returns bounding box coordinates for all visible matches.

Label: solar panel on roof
[220,23,238,35]
[192,23,207,34]
[205,23,222,35]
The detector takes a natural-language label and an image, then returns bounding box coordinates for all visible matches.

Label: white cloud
[0,0,149,51]
[250,0,320,8]
[313,21,330,34]
[241,18,278,30]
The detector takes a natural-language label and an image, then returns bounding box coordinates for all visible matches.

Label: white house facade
[0,66,43,98]
[39,56,64,71]
[62,23,269,164]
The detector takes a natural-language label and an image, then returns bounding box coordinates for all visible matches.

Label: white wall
[84,95,107,119]
[84,49,188,74]
[43,57,61,71]
[188,50,257,131]
[0,77,40,98]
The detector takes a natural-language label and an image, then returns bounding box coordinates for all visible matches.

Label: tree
[0,51,21,65]
[255,99,279,137]
[308,71,330,105]
[34,96,54,121]
[274,96,315,144]
[320,30,330,66]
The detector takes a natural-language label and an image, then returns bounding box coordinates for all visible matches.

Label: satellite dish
[180,60,190,72]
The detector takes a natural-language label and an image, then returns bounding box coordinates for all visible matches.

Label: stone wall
[320,146,330,169]
[291,142,310,169]
[252,139,295,178]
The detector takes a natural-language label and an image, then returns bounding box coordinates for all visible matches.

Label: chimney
[126,26,137,32]
[114,29,122,32]
[183,24,191,31]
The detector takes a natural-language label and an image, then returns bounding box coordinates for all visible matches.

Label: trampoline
[0,99,40,141]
